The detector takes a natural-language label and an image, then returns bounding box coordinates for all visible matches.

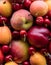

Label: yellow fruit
[30,1,48,17]
[0,0,12,17]
[0,26,12,44]
[5,61,18,65]
[30,52,47,65]
[46,1,51,11]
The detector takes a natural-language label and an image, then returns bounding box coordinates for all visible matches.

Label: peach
[30,1,48,17]
[10,9,33,30]
[10,40,29,63]
[46,1,51,11]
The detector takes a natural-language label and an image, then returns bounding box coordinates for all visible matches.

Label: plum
[27,26,50,48]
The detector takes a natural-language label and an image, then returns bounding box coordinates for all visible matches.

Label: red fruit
[28,47,35,55]
[47,10,51,19]
[12,31,20,40]
[36,16,44,26]
[12,3,20,11]
[24,0,31,8]
[1,16,7,22]
[0,49,4,64]
[5,55,12,62]
[20,30,27,37]
[44,18,50,27]
[50,32,51,37]
[49,42,51,54]
[40,48,48,55]
[2,45,9,54]
[11,0,25,3]
[20,30,27,41]
[27,26,50,48]
[23,61,29,65]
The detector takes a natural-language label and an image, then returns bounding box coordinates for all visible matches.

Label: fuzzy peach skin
[10,9,33,30]
[10,40,29,63]
[30,1,48,17]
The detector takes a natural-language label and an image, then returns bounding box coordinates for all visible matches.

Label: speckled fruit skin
[30,1,48,17]
[10,9,33,30]
[10,40,29,63]
[30,52,47,65]
[46,1,51,11]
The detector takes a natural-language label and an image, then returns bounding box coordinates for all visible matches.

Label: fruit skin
[36,16,44,26]
[2,45,9,54]
[0,0,12,17]
[10,9,33,30]
[5,55,13,62]
[30,1,48,17]
[49,42,51,54]
[0,26,12,44]
[0,49,4,64]
[5,61,18,65]
[27,26,50,48]
[46,1,51,11]
[10,40,29,63]
[30,52,47,65]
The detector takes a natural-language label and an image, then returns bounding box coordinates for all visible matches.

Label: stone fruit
[10,40,29,63]
[24,0,31,8]
[23,61,29,65]
[28,47,36,55]
[5,55,13,62]
[44,18,50,27]
[12,3,23,11]
[49,42,51,54]
[0,0,12,17]
[0,26,12,44]
[36,16,44,26]
[10,9,33,30]
[2,45,9,54]
[5,61,18,65]
[0,49,4,64]
[12,31,20,40]
[30,1,48,17]
[46,1,51,11]
[30,52,47,65]
[27,26,50,48]
[10,0,25,3]
[20,30,27,42]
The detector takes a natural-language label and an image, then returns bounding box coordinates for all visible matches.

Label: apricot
[46,1,51,11]
[30,52,47,65]
[30,1,48,17]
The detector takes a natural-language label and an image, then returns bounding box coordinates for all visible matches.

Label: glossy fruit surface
[27,26,50,48]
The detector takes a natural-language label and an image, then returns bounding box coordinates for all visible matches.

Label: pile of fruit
[0,0,51,65]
